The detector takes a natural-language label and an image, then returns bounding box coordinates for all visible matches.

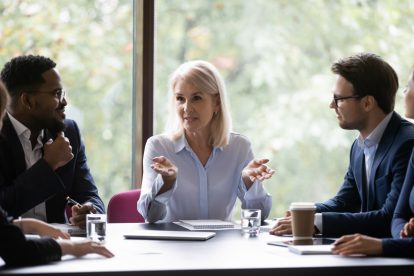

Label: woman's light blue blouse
[137,133,272,223]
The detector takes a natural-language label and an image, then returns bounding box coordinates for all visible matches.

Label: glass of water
[241,209,261,237]
[86,214,107,243]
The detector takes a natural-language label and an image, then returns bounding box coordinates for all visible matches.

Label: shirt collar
[357,112,393,149]
[174,134,187,153]
[8,112,44,144]
[173,133,224,153]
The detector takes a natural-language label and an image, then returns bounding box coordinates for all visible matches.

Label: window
[154,0,413,217]
[3,0,413,218]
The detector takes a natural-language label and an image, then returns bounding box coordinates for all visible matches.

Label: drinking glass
[241,209,261,237]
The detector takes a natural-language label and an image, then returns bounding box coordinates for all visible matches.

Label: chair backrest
[107,189,145,223]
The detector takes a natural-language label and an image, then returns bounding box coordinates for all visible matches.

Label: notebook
[123,230,216,241]
[50,223,86,237]
[267,238,335,247]
[178,219,235,230]
[288,244,333,255]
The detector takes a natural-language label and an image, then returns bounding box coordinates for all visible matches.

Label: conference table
[1,222,414,276]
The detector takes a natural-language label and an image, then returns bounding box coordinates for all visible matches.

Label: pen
[66,196,94,214]
[66,196,82,207]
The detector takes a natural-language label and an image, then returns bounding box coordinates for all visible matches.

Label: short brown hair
[331,53,398,114]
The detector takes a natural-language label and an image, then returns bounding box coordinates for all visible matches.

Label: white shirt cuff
[314,213,323,234]
[243,180,268,200]
[153,174,176,204]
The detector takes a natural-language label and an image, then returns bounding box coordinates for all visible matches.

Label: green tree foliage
[2,0,414,219]
[155,0,414,217]
[0,0,133,207]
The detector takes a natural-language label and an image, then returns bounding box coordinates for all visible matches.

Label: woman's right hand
[400,217,414,237]
[58,240,114,258]
[151,156,178,179]
[151,156,178,194]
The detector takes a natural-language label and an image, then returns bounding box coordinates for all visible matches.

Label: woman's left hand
[242,158,275,188]
[16,218,71,239]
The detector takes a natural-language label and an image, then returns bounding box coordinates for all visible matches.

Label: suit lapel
[1,115,26,175]
[368,112,400,209]
[42,129,54,220]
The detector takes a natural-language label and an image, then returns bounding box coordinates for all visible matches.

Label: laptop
[123,230,216,241]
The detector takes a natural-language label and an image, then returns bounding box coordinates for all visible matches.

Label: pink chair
[107,189,145,223]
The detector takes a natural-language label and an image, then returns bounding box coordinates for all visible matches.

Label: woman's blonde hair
[165,60,232,147]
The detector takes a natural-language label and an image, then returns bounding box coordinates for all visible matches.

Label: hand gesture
[332,234,382,256]
[400,217,414,238]
[151,156,178,195]
[43,132,74,170]
[70,203,96,229]
[58,240,114,258]
[269,210,292,236]
[241,158,275,188]
[151,156,178,178]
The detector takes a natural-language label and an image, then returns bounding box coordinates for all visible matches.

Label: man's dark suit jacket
[0,206,61,266]
[316,112,414,238]
[391,148,414,238]
[0,114,105,222]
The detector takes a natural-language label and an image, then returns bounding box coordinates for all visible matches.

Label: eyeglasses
[332,95,361,106]
[31,89,66,102]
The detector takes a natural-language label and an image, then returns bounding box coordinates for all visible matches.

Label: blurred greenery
[154,0,414,218]
[0,0,133,208]
[2,0,414,219]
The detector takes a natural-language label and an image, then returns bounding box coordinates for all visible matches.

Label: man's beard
[46,119,66,134]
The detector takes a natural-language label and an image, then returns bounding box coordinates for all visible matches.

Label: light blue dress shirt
[137,132,272,223]
[356,112,393,192]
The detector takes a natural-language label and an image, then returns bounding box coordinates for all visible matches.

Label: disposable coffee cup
[289,202,316,240]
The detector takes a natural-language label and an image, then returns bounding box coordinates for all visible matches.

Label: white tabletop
[1,222,414,275]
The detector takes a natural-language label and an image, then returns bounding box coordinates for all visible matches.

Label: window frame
[132,0,154,188]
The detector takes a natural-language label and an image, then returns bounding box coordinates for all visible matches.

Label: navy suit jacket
[0,114,104,222]
[385,153,414,258]
[316,112,414,238]
[391,148,414,238]
[0,206,61,266]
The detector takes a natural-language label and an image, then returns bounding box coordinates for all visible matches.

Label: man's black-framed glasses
[332,95,361,106]
[31,88,66,102]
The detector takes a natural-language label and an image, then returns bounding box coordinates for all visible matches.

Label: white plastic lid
[289,202,316,210]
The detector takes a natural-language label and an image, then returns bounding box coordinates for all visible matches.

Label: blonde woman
[138,60,274,223]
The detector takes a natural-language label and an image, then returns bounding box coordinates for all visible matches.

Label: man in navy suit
[0,55,104,228]
[271,53,414,238]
